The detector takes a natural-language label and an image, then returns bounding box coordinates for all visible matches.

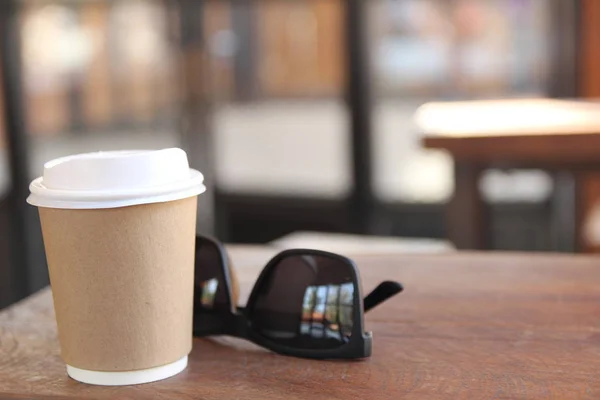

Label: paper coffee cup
[27,148,205,386]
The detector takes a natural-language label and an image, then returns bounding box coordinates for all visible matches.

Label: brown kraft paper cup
[38,196,197,372]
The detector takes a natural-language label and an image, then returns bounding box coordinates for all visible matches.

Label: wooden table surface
[1,246,600,399]
[419,98,600,164]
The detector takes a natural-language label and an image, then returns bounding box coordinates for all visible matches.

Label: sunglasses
[193,235,403,359]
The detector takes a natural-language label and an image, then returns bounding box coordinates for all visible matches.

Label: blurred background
[1,0,598,309]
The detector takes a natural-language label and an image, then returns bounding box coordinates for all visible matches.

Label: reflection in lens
[249,254,356,350]
[200,278,219,308]
[194,238,232,334]
[194,239,231,312]
[301,282,354,343]
[339,282,354,338]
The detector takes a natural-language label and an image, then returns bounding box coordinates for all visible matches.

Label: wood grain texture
[580,0,600,98]
[1,246,600,399]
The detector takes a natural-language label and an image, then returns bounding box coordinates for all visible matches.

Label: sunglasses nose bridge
[218,308,251,337]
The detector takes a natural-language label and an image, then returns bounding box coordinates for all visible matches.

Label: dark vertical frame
[344,0,374,234]
[0,0,32,306]
[548,0,579,252]
[231,0,257,102]
[66,2,85,134]
[176,0,215,235]
[547,0,580,98]
[551,171,577,252]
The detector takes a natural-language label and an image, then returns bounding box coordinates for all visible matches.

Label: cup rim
[27,169,205,209]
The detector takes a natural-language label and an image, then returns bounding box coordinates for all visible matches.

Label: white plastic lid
[27,148,206,209]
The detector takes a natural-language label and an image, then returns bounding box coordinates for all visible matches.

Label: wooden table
[2,246,600,399]
[419,98,600,252]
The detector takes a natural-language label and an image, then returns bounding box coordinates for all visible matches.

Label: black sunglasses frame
[193,235,374,359]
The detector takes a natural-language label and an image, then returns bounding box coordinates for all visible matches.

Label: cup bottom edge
[66,355,188,386]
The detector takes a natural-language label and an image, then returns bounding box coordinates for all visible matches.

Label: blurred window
[17,0,554,204]
[20,0,181,181]
[207,0,552,204]
[211,0,351,199]
[370,0,552,203]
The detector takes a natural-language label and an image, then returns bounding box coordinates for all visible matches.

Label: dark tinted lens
[193,237,232,334]
[248,253,357,350]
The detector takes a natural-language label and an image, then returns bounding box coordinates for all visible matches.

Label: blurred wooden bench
[419,98,600,252]
[270,231,453,255]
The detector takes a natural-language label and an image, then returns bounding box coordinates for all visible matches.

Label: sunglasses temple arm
[363,281,404,313]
